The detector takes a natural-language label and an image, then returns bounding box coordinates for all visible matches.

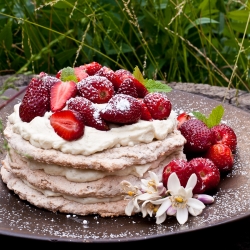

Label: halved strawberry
[188,157,220,194]
[211,124,237,152]
[100,94,142,124]
[67,96,110,131]
[116,78,138,98]
[177,112,191,129]
[50,110,85,141]
[50,81,77,112]
[162,159,193,188]
[143,92,172,120]
[73,67,89,82]
[205,144,234,172]
[77,75,114,104]
[19,74,52,122]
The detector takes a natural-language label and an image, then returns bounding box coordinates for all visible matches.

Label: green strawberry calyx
[192,105,225,128]
[60,66,78,82]
[133,66,172,93]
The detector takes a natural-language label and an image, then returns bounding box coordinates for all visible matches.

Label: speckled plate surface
[0,87,250,243]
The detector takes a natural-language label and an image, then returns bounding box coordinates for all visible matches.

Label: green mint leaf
[133,66,172,93]
[60,66,78,82]
[192,105,224,128]
[206,104,224,128]
[144,79,172,93]
[192,111,208,124]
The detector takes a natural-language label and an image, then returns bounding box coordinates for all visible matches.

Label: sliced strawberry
[116,78,138,98]
[50,110,84,141]
[74,67,89,82]
[80,61,102,75]
[179,119,214,154]
[205,144,234,172]
[50,81,77,112]
[100,94,142,124]
[177,112,191,129]
[143,92,172,120]
[138,98,152,121]
[162,159,193,188]
[19,74,51,122]
[188,157,220,194]
[211,124,237,152]
[67,96,110,131]
[94,66,115,83]
[77,75,114,104]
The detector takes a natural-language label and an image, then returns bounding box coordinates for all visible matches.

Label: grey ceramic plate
[0,87,250,243]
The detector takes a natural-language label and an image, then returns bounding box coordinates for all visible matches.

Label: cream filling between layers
[8,103,178,156]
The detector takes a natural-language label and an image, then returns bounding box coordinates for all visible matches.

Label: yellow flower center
[170,195,187,209]
[128,191,135,196]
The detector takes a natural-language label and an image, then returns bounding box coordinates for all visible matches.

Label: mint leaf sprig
[192,105,225,128]
[133,66,172,93]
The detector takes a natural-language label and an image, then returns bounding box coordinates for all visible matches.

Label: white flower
[166,172,206,225]
[141,171,166,195]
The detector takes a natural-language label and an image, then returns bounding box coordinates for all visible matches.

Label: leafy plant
[0,0,249,92]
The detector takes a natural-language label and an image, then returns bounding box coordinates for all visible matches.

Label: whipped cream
[8,103,178,156]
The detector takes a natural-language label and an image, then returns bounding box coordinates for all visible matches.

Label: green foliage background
[0,0,250,91]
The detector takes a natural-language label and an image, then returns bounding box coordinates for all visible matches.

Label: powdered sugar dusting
[1,90,250,242]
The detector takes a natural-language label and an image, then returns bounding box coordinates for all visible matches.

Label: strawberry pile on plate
[19,62,172,141]
[162,105,237,194]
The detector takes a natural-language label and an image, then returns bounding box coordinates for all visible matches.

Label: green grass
[0,0,250,91]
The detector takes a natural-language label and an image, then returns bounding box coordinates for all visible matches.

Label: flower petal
[187,198,206,210]
[156,213,167,224]
[125,199,136,216]
[185,173,197,189]
[155,198,171,217]
[167,172,181,193]
[188,206,203,216]
[176,207,189,225]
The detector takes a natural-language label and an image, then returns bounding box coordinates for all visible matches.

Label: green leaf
[133,66,145,84]
[144,79,172,93]
[192,111,208,124]
[206,105,224,128]
[227,10,250,22]
[192,105,225,128]
[133,66,172,93]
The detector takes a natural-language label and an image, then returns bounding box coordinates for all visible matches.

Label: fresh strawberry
[112,69,133,90]
[50,110,85,141]
[116,78,138,98]
[50,81,77,112]
[112,69,148,97]
[73,67,89,81]
[67,96,110,131]
[211,124,237,152]
[188,157,220,194]
[143,92,172,120]
[94,66,115,83]
[205,144,234,172]
[138,99,152,121]
[19,74,51,122]
[41,74,61,90]
[100,94,142,124]
[162,159,194,188]
[177,112,191,129]
[80,61,102,75]
[77,75,114,104]
[179,119,214,154]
